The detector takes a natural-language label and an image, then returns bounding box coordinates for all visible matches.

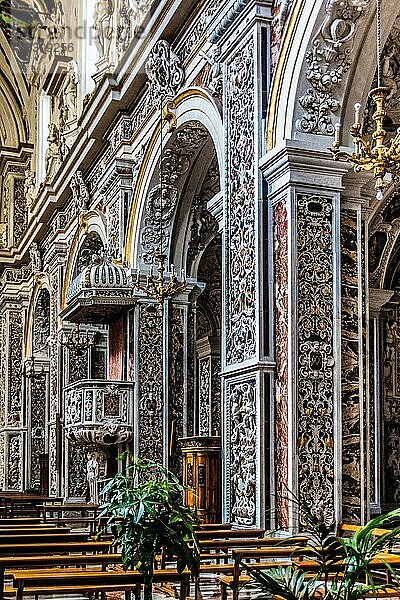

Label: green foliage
[246,506,400,600]
[100,454,200,600]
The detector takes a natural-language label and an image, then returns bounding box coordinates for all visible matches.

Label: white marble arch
[61,210,107,311]
[124,88,224,269]
[267,0,400,153]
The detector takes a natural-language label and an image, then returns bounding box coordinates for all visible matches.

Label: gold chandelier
[133,102,186,304]
[59,323,93,355]
[330,0,400,200]
[134,253,186,304]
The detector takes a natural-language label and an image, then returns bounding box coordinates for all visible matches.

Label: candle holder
[331,88,400,200]
[134,254,186,304]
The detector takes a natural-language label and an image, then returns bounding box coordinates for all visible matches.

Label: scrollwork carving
[229,379,257,527]
[140,123,208,264]
[145,39,185,101]
[225,39,257,364]
[138,304,163,462]
[297,0,370,135]
[297,194,335,523]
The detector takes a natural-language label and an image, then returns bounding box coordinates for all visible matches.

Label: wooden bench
[0,527,70,537]
[0,540,112,558]
[0,532,90,545]
[0,553,123,600]
[218,545,311,600]
[10,567,191,600]
[0,520,41,527]
[337,523,395,537]
[196,528,265,540]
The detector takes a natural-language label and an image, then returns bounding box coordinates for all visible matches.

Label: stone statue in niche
[24,171,36,208]
[29,242,42,275]
[45,124,62,180]
[94,0,115,62]
[63,61,79,125]
[86,451,99,504]
[201,46,222,97]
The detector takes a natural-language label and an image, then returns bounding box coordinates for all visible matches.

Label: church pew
[0,519,41,526]
[0,553,123,600]
[0,532,90,545]
[195,528,265,540]
[0,540,111,558]
[0,527,70,536]
[10,567,191,600]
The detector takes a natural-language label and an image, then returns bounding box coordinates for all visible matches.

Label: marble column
[262,142,348,528]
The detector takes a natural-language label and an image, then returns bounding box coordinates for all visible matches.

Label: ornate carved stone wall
[29,371,47,489]
[297,194,335,523]
[168,306,185,476]
[227,379,257,527]
[381,302,400,506]
[138,303,163,463]
[297,0,370,135]
[8,311,23,428]
[67,442,87,498]
[341,208,365,523]
[225,38,256,364]
[13,178,28,245]
[8,434,23,490]
[273,199,289,529]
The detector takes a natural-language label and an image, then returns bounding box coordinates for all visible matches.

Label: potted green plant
[246,504,400,600]
[99,454,200,600]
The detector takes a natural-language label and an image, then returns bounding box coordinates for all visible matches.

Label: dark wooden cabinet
[181,436,221,523]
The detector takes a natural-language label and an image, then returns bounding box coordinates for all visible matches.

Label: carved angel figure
[94,0,115,61]
[24,170,36,208]
[63,61,79,124]
[45,124,62,180]
[86,451,99,504]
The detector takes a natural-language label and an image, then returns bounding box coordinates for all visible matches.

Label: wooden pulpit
[180,436,221,523]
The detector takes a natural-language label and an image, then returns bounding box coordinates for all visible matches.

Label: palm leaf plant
[99,454,200,600]
[246,506,400,600]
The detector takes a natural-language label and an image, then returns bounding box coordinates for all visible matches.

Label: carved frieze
[228,379,257,527]
[225,38,257,364]
[297,0,370,135]
[297,194,335,524]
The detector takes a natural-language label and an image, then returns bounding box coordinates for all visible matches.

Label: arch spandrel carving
[267,0,400,150]
[124,88,224,268]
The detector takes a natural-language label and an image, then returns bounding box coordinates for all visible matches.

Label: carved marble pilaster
[219,4,272,528]
[339,185,370,524]
[262,142,349,528]
[197,336,221,438]
[136,302,164,464]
